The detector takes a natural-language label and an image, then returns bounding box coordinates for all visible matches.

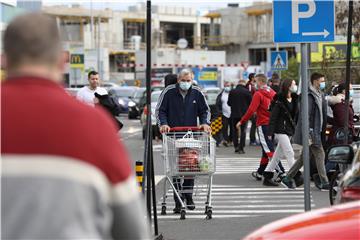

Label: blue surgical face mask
[349,90,354,97]
[320,82,326,90]
[179,81,192,91]
[224,86,231,92]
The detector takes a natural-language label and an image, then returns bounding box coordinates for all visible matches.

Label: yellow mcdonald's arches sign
[70,54,84,68]
[297,42,360,63]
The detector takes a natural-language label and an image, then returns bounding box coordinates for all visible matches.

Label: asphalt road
[120,116,330,240]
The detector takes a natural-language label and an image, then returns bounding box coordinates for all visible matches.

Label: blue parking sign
[273,0,335,43]
[271,51,288,71]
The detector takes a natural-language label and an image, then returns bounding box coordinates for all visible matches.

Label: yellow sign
[296,42,360,63]
[199,71,217,81]
[70,54,84,68]
[211,116,222,135]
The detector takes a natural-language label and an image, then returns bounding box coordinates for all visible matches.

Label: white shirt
[76,86,107,107]
[221,91,231,118]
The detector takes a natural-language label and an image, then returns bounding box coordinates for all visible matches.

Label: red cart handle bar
[169,126,203,132]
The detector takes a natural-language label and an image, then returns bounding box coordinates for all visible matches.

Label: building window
[123,20,145,49]
[249,48,267,65]
[110,53,135,73]
[160,22,194,48]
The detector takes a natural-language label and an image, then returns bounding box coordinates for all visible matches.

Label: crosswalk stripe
[159,204,314,208]
[157,156,312,220]
[157,215,259,219]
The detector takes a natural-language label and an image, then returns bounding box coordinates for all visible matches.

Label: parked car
[138,86,165,116]
[203,87,221,119]
[128,87,146,119]
[69,82,120,91]
[243,200,360,240]
[140,91,162,139]
[101,82,121,91]
[108,87,138,113]
[327,143,360,205]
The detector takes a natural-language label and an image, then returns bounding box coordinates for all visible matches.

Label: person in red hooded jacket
[237,74,282,186]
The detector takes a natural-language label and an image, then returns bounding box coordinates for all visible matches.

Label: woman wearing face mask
[263,79,300,187]
[327,83,356,145]
[215,82,233,147]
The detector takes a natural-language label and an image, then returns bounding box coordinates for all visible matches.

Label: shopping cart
[160,127,216,220]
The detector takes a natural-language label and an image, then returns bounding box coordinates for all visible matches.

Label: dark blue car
[108,87,137,113]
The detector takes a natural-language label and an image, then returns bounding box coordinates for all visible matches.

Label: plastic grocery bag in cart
[175,131,201,172]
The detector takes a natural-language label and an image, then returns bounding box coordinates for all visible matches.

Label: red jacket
[1,77,150,239]
[240,86,276,126]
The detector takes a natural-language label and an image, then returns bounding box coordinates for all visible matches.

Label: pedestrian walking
[76,71,107,106]
[156,68,211,213]
[236,74,283,181]
[228,79,252,154]
[246,73,259,146]
[263,79,299,186]
[1,13,150,239]
[281,73,330,190]
[323,83,357,175]
[164,73,178,87]
[270,73,281,93]
[215,81,233,147]
[327,83,356,145]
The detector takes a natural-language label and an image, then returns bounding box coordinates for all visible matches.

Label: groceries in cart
[178,147,200,172]
[175,131,212,173]
[161,127,216,219]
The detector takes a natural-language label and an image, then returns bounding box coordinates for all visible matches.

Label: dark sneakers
[173,207,181,214]
[319,182,330,191]
[294,172,304,187]
[238,149,245,154]
[185,197,195,210]
[263,171,279,186]
[281,176,296,189]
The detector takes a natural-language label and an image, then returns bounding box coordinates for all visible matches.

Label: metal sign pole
[145,1,160,237]
[344,0,354,143]
[300,43,311,211]
[276,43,281,79]
[145,0,152,226]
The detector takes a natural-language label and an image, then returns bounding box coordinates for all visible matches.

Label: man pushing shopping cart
[155,68,214,219]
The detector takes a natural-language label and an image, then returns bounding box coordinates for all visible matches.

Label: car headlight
[128,101,136,107]
[118,99,125,105]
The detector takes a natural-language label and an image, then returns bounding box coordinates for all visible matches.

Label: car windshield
[151,92,161,103]
[206,90,220,105]
[133,88,146,99]
[110,88,136,98]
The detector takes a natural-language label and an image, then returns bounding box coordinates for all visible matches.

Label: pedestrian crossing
[157,184,314,220]
[214,157,290,174]
[156,156,313,220]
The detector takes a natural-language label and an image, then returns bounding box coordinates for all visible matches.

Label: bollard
[135,161,144,192]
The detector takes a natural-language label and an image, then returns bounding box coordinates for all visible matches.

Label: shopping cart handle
[169,126,202,132]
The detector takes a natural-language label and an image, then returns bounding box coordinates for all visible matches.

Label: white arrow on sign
[302,29,330,38]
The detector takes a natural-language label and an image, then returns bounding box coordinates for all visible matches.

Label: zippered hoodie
[240,86,276,126]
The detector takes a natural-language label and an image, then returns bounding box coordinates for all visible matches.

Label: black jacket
[95,92,123,130]
[227,85,252,119]
[156,84,210,127]
[268,93,299,136]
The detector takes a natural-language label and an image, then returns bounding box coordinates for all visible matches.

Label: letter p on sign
[292,0,316,34]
